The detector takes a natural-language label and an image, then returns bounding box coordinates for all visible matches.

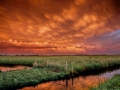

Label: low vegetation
[0,55,120,90]
[0,67,67,90]
[0,55,120,71]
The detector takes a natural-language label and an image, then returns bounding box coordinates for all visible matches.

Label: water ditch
[0,65,31,72]
[18,67,120,90]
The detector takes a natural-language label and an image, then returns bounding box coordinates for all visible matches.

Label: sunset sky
[0,0,120,55]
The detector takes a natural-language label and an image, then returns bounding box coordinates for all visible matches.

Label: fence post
[72,67,73,76]
[66,61,68,73]
[47,60,48,67]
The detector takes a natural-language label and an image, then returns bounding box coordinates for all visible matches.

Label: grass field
[0,55,120,90]
[0,55,120,71]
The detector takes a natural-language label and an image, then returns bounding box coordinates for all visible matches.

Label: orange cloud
[0,0,120,55]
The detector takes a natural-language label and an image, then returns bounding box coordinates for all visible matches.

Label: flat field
[0,55,120,90]
[0,55,120,69]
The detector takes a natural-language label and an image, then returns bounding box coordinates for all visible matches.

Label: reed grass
[0,55,120,90]
[0,67,66,90]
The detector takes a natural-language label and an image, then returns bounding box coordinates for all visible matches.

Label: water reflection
[19,76,105,90]
[19,68,120,90]
[101,69,120,78]
[0,66,31,72]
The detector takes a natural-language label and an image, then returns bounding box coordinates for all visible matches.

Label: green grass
[91,74,120,90]
[0,67,67,90]
[0,55,120,90]
[0,55,120,72]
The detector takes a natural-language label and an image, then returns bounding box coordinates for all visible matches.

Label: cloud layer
[0,0,120,55]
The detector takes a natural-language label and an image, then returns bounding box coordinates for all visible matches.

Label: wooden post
[66,61,68,73]
[72,67,73,76]
[47,60,49,67]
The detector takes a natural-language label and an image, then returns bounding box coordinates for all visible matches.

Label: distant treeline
[0,54,120,56]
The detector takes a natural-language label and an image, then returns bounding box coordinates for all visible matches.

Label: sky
[0,0,120,55]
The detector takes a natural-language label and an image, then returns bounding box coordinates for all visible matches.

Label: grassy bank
[91,74,120,90]
[0,67,67,90]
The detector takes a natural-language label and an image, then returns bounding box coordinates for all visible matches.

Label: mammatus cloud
[0,0,120,54]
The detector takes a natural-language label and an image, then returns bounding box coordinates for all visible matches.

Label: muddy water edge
[0,65,31,72]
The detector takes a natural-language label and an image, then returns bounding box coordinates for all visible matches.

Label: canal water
[0,65,31,72]
[18,67,120,90]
